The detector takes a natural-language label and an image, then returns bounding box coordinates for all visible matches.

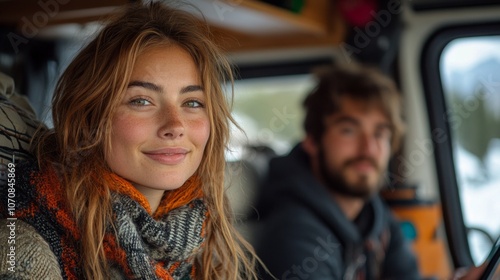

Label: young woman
[0,2,259,279]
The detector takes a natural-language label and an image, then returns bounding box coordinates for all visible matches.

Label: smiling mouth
[144,151,188,165]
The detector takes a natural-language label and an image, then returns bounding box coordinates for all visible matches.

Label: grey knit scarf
[108,193,207,280]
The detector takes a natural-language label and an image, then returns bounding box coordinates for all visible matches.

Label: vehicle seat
[0,72,44,185]
[225,145,276,243]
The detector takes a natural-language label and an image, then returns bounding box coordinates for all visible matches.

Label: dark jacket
[254,145,420,280]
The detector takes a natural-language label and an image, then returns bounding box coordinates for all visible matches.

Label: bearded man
[255,63,420,280]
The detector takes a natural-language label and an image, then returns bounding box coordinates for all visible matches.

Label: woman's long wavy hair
[33,2,259,279]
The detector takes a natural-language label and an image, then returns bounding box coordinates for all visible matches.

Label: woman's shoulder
[0,219,63,279]
[1,159,78,246]
[1,159,67,211]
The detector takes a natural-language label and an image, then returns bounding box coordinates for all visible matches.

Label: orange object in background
[392,203,452,279]
[382,188,452,280]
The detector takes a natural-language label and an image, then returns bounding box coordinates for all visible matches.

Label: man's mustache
[343,157,379,171]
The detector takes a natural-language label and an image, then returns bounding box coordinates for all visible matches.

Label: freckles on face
[105,44,210,196]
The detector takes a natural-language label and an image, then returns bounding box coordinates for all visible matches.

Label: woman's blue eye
[129,98,152,106]
[185,100,204,108]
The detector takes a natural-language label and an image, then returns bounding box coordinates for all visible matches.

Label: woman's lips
[143,148,189,165]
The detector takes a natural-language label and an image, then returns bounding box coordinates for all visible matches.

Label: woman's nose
[158,108,184,139]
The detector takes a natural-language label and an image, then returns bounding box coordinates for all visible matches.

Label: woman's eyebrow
[127,81,203,94]
[128,80,163,93]
[180,85,203,94]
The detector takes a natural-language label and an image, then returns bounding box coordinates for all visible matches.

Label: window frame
[420,22,500,267]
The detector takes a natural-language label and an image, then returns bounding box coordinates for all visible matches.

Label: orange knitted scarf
[6,162,207,279]
[103,172,207,279]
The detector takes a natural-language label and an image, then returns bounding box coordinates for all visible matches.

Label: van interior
[1,0,500,279]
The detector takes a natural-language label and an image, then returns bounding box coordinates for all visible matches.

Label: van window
[440,36,500,264]
[227,74,315,160]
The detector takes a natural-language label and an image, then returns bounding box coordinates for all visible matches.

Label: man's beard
[318,146,384,200]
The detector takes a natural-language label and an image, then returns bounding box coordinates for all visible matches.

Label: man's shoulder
[259,196,331,231]
[254,199,344,279]
[255,197,343,255]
